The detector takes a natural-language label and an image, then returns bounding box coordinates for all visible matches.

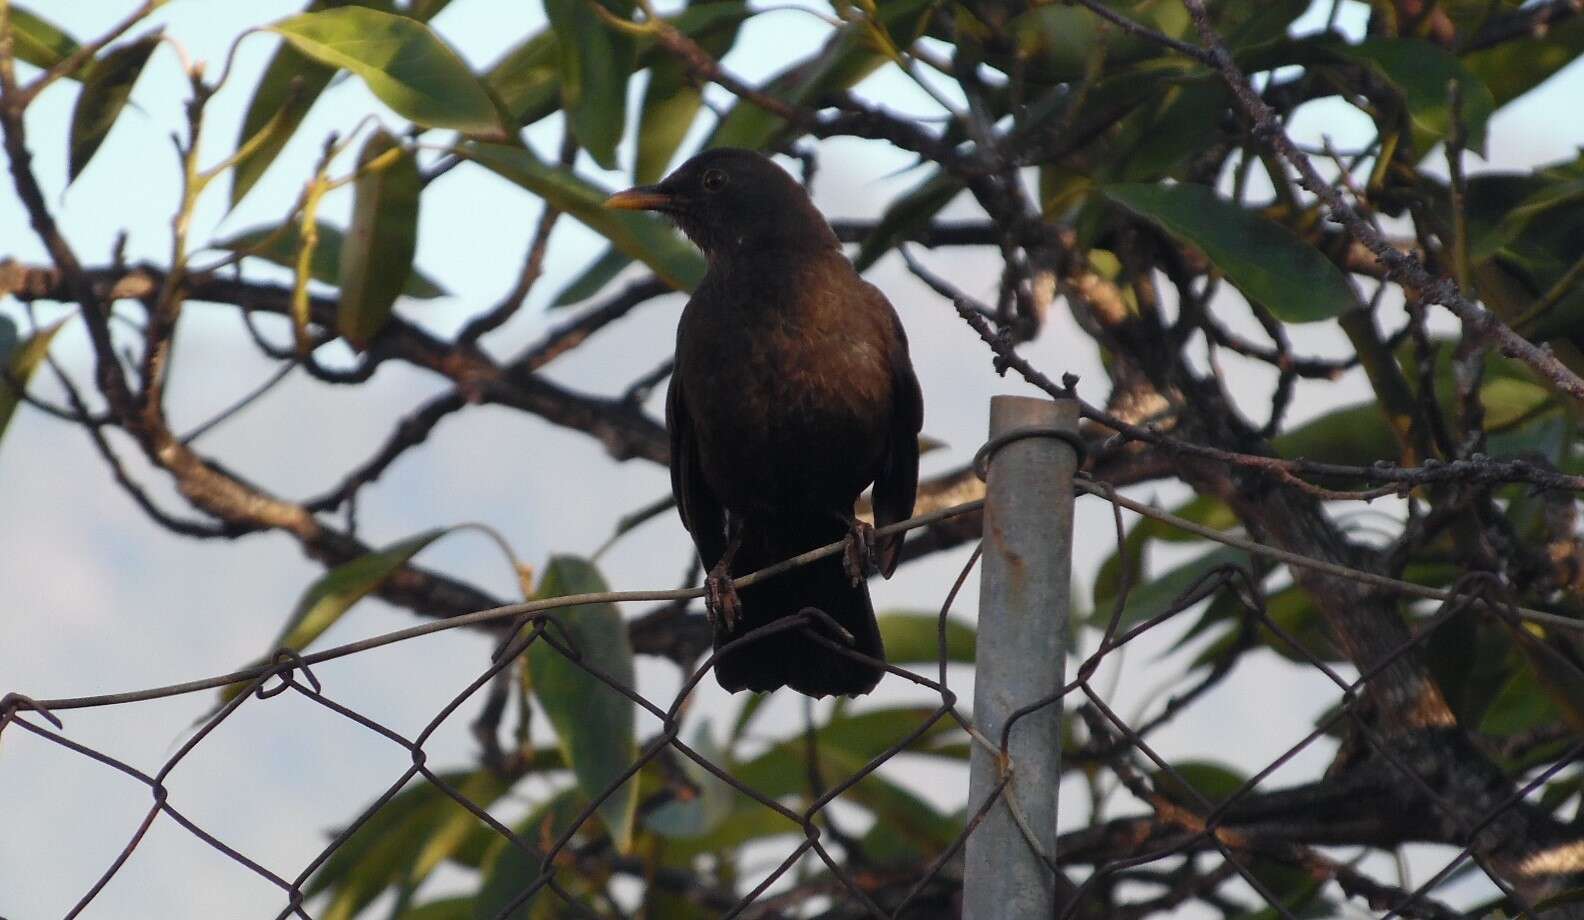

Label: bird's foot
[842,519,877,587]
[704,568,740,633]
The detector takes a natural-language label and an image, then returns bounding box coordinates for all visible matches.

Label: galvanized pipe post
[963,395,1078,919]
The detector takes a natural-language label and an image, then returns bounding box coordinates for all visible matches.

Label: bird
[606,148,923,698]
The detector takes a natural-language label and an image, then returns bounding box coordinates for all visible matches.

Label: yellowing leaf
[0,316,67,453]
[11,6,83,75]
[214,221,446,299]
[216,529,451,704]
[230,19,334,207]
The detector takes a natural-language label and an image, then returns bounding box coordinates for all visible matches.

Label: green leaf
[1472,174,1584,263]
[1480,664,1563,737]
[875,611,976,665]
[307,777,449,902]
[473,785,589,918]
[1400,324,1555,434]
[217,529,451,704]
[634,59,698,183]
[728,688,770,748]
[634,0,744,183]
[0,317,66,453]
[407,771,517,882]
[230,6,335,207]
[1287,339,1556,467]
[641,888,714,920]
[68,31,160,180]
[1478,376,1553,429]
[1334,38,1496,156]
[1542,774,1584,812]
[727,707,964,854]
[11,6,82,75]
[1245,585,1344,665]
[276,527,449,649]
[1008,1,1191,83]
[1218,0,1308,50]
[1153,494,1238,542]
[268,7,502,135]
[1424,612,1511,733]
[645,722,734,838]
[1514,634,1584,734]
[1115,77,1231,182]
[668,721,965,866]
[483,30,562,127]
[473,842,545,920]
[228,0,453,207]
[1151,759,1246,807]
[397,898,476,920]
[1092,512,1149,625]
[1465,15,1584,110]
[706,0,936,150]
[463,142,705,291]
[526,556,639,852]
[658,800,797,863]
[338,130,422,349]
[309,770,504,920]
[1273,402,1398,465]
[545,0,635,170]
[1460,170,1550,262]
[1104,183,1355,323]
[841,767,961,851]
[485,2,747,135]
[1008,6,1102,84]
[213,222,446,298]
[550,245,632,307]
[733,706,961,795]
[1232,858,1332,919]
[855,170,962,271]
[1092,544,1253,632]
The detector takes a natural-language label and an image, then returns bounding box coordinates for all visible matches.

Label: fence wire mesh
[3,467,1580,920]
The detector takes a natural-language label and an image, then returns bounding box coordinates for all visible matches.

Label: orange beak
[603,185,673,211]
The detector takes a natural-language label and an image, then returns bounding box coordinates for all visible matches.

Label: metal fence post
[963,395,1078,919]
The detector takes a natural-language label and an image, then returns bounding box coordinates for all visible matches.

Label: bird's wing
[667,372,728,569]
[869,292,924,578]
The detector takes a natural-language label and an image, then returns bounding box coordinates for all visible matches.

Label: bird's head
[604,148,838,258]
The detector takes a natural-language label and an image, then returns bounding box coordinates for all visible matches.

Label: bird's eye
[701,168,728,192]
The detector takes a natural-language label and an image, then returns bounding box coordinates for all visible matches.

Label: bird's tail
[712,514,885,697]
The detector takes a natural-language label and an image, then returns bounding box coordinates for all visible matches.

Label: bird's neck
[706,241,842,278]
[712,234,842,267]
[697,246,855,325]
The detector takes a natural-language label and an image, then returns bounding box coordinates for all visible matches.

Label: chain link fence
[3,427,1580,919]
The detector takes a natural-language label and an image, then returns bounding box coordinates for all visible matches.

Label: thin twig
[1178,0,1584,404]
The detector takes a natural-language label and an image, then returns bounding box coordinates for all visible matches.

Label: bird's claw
[704,570,740,633]
[842,519,877,586]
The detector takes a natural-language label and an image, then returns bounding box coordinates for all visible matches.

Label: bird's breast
[677,273,895,513]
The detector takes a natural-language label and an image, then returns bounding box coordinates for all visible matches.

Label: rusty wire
[1,478,1577,919]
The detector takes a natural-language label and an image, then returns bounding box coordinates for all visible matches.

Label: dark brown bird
[606,148,923,697]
